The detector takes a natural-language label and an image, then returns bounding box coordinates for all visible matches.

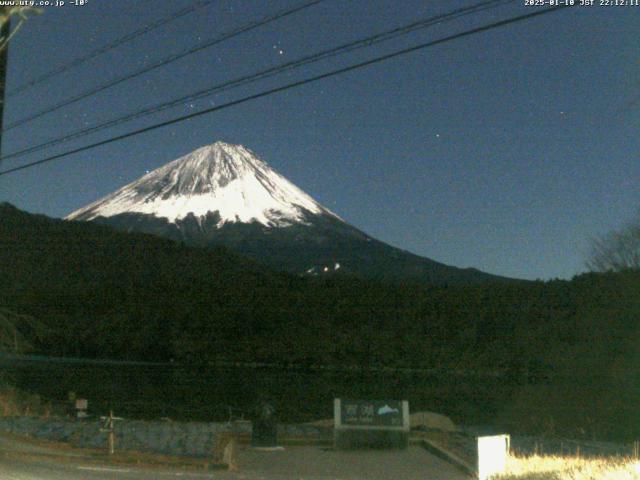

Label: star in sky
[4,0,637,281]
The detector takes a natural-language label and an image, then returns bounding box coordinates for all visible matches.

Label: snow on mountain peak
[66,141,338,227]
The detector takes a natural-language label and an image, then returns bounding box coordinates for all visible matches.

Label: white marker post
[100,410,123,455]
[477,434,510,480]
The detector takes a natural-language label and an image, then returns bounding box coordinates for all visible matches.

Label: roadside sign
[339,399,406,428]
[75,398,88,419]
[334,398,409,449]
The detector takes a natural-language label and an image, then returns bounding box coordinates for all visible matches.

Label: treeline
[2,203,640,439]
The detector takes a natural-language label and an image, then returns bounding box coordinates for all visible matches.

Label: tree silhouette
[0,307,46,354]
[587,214,640,272]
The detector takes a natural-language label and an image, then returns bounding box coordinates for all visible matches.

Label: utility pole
[0,7,10,158]
[0,7,42,160]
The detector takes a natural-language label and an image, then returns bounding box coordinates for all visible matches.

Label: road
[0,455,225,480]
[0,432,469,479]
[0,433,225,480]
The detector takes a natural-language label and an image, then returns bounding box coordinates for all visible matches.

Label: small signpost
[75,398,88,419]
[100,410,123,455]
[334,398,410,449]
[477,434,510,480]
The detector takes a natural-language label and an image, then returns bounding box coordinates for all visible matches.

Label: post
[477,434,510,480]
[100,410,122,455]
[108,410,115,455]
[0,6,10,158]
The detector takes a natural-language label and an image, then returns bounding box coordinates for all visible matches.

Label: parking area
[235,445,470,480]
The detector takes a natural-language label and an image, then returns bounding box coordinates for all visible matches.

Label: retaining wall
[0,416,322,457]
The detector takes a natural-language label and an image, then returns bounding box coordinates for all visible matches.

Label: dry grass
[494,454,640,480]
[0,383,56,417]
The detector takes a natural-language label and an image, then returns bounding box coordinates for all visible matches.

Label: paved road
[0,434,224,480]
[0,433,469,479]
[237,445,469,480]
[0,454,225,480]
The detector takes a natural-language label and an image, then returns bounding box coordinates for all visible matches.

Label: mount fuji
[67,141,507,284]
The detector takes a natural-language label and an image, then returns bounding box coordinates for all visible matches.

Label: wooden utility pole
[0,7,10,158]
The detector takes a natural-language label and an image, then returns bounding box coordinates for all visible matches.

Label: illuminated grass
[494,454,640,480]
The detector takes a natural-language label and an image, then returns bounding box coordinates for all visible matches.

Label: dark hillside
[2,204,640,440]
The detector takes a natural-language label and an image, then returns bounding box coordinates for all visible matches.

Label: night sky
[0,0,638,280]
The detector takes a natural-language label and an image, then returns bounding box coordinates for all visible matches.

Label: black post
[251,400,277,448]
[0,7,10,158]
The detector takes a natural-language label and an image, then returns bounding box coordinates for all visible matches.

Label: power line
[7,0,217,97]
[0,0,514,163]
[3,0,325,132]
[0,5,571,178]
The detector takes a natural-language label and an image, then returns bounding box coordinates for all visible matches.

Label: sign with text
[334,398,410,449]
[340,399,405,427]
[75,398,88,419]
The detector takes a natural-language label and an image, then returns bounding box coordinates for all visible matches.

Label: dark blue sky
[1,0,638,280]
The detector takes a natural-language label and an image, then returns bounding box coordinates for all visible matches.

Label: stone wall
[0,416,322,457]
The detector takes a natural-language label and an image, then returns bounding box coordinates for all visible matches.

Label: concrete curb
[420,438,476,478]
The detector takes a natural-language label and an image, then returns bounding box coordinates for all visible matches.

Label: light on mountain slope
[63,141,508,283]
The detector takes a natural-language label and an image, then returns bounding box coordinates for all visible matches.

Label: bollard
[213,433,238,470]
[477,434,510,480]
[251,401,277,448]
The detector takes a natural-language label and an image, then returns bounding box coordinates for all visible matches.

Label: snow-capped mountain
[67,141,508,284]
[67,142,338,227]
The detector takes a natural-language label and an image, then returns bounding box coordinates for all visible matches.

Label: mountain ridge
[66,141,514,284]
